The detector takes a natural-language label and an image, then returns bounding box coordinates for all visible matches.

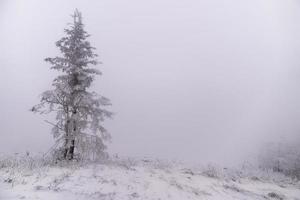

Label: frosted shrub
[201,164,223,179]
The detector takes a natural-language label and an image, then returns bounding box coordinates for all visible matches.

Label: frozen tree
[259,140,300,179]
[32,10,112,160]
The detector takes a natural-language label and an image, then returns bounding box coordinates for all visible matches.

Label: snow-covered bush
[201,164,223,179]
[0,153,51,171]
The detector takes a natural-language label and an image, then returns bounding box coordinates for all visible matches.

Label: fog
[1,0,300,166]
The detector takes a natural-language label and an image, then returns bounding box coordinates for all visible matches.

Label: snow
[0,158,300,200]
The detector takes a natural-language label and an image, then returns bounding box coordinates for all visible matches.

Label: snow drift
[0,155,300,200]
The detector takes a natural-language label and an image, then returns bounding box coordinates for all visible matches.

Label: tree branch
[44,120,64,131]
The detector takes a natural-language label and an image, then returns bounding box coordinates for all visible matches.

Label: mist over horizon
[1,0,300,166]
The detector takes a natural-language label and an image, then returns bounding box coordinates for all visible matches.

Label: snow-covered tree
[259,140,300,179]
[32,10,112,160]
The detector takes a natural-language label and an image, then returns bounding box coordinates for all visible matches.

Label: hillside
[0,157,300,200]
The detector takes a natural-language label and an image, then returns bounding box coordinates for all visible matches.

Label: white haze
[0,0,300,166]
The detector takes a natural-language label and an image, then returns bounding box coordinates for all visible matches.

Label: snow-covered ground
[0,157,300,200]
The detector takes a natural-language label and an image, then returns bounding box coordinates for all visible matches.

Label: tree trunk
[69,140,75,160]
[68,109,77,160]
[63,140,68,159]
[63,119,70,160]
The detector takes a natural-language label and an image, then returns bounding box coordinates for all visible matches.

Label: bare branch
[44,120,64,131]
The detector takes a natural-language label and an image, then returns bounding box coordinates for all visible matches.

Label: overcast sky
[1,0,300,165]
